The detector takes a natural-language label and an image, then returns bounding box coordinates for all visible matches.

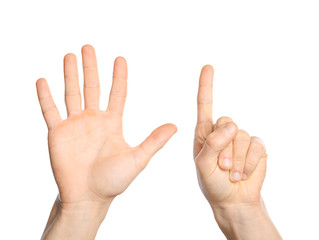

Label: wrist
[211,198,266,225]
[211,199,281,240]
[42,196,114,240]
[59,197,113,221]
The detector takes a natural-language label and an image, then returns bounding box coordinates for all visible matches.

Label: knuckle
[250,142,266,155]
[110,88,127,98]
[233,156,245,163]
[196,120,213,128]
[43,105,57,115]
[65,72,79,80]
[65,90,81,97]
[197,98,212,105]
[195,121,213,140]
[221,144,232,153]
[84,81,100,88]
[236,129,250,140]
[216,116,233,126]
[244,160,256,171]
[250,136,266,151]
[206,134,224,150]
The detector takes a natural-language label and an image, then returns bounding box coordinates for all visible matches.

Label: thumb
[134,123,177,171]
[195,122,237,174]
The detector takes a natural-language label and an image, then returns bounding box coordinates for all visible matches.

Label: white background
[0,0,318,239]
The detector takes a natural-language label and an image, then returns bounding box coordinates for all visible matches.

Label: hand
[193,65,281,239]
[36,45,177,209]
[194,65,266,208]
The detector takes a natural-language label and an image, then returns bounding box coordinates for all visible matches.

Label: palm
[200,161,265,205]
[37,45,176,205]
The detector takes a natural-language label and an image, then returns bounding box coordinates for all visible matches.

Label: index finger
[197,65,214,124]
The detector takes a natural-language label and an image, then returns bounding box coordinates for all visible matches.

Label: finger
[195,122,237,176]
[106,57,127,116]
[64,53,82,115]
[197,65,214,124]
[82,44,100,110]
[134,124,177,171]
[194,65,214,158]
[249,154,267,186]
[242,137,266,180]
[230,130,250,182]
[214,117,233,170]
[36,78,62,130]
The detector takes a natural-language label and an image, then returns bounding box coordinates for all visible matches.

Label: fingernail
[224,123,236,135]
[231,172,241,182]
[242,173,248,180]
[222,158,232,168]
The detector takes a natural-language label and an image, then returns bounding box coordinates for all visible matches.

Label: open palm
[36,45,176,205]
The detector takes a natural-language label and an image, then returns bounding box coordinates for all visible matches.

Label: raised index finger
[197,65,214,124]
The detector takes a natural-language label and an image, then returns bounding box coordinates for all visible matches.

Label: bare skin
[194,65,282,240]
[37,46,280,239]
[37,45,177,240]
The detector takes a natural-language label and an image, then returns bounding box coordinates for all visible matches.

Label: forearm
[42,195,62,236]
[42,196,113,240]
[211,199,282,240]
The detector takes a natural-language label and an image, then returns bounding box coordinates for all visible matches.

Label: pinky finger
[36,78,62,130]
[242,136,266,180]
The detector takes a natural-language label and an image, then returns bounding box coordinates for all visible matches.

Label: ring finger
[230,130,250,182]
